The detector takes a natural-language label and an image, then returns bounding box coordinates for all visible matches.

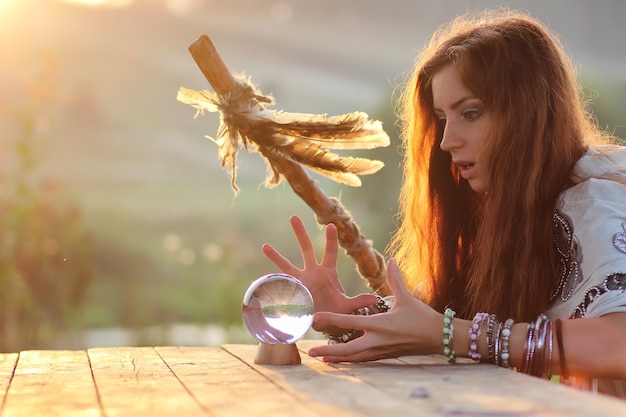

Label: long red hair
[389,9,594,321]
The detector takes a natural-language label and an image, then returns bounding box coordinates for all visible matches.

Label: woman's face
[432,64,492,193]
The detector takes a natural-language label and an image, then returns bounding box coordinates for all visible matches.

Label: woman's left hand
[308,258,443,362]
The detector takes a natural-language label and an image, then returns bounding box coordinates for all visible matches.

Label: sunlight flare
[55,0,134,7]
[0,0,15,11]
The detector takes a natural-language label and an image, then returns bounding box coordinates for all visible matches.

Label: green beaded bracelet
[443,308,456,364]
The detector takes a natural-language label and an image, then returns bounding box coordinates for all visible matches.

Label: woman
[262,9,626,396]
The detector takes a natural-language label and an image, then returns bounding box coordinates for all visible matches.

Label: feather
[265,134,384,175]
[248,130,384,187]
[234,115,386,178]
[176,87,219,116]
[177,77,391,189]
[270,111,390,149]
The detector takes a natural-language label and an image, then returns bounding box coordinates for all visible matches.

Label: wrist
[449,316,472,360]
[453,313,554,378]
[442,308,477,363]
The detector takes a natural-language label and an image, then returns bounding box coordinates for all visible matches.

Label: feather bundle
[177,74,390,191]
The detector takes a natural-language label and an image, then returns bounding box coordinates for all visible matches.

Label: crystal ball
[242,273,314,344]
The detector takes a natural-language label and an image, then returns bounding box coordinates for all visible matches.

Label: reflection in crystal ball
[242,273,314,344]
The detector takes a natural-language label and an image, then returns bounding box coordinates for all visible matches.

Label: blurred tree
[0,53,94,352]
[582,77,626,141]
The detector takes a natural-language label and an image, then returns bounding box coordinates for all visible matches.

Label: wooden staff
[183,35,391,296]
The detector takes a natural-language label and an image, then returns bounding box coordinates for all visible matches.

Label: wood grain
[156,346,326,417]
[0,343,624,416]
[0,353,18,414]
[2,350,99,417]
[88,347,206,417]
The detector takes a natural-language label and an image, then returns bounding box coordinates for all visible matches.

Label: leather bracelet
[555,319,569,380]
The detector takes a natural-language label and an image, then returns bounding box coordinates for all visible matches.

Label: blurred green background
[1,0,625,351]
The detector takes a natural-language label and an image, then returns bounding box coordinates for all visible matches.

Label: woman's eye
[462,109,481,121]
[438,117,447,127]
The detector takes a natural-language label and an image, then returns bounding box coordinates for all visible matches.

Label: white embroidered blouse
[545,145,626,397]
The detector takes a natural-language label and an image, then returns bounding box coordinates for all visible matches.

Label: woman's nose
[439,121,462,152]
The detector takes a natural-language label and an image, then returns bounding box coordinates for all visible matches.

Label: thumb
[386,258,412,301]
[344,293,378,311]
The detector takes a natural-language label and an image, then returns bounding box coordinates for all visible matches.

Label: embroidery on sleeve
[613,222,626,254]
[572,273,626,318]
[551,210,583,302]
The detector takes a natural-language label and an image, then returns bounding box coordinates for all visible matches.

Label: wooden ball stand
[254,343,301,365]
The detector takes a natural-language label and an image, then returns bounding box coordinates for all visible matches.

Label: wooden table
[1,340,625,416]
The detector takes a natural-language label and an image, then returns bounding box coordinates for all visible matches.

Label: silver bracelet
[531,314,550,377]
[546,322,554,377]
[493,322,502,367]
[324,294,391,344]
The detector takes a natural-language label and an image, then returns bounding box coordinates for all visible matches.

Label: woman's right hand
[262,216,377,334]
[308,258,444,362]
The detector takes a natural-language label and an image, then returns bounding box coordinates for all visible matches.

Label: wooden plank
[155,346,332,417]
[396,355,626,416]
[88,347,207,417]
[0,353,18,413]
[224,343,432,417]
[298,340,626,416]
[2,350,101,417]
[1,343,622,417]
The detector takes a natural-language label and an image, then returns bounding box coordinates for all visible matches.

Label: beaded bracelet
[374,294,392,313]
[324,294,392,344]
[485,314,498,363]
[325,329,364,344]
[471,312,554,376]
[443,308,456,364]
[468,312,488,362]
[499,318,515,368]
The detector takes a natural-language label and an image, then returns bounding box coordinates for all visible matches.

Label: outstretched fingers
[385,258,413,305]
[289,215,319,266]
[261,215,319,274]
[261,243,300,276]
[308,258,426,362]
[320,222,339,267]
